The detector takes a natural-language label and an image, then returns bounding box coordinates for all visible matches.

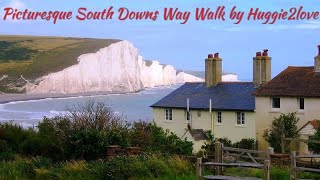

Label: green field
[0,35,120,93]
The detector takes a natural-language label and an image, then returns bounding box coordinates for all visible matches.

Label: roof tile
[254,66,320,97]
[151,82,256,111]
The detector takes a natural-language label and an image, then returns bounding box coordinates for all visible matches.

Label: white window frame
[186,110,191,122]
[236,112,245,125]
[217,112,222,124]
[165,108,173,120]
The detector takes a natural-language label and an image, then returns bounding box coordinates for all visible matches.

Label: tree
[308,120,320,154]
[263,112,299,153]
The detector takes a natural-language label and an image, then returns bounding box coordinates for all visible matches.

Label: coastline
[0,90,140,105]
[0,84,182,104]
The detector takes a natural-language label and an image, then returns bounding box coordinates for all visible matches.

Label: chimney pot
[317,45,320,56]
[263,49,268,57]
[214,53,219,58]
[256,52,262,57]
[208,54,213,58]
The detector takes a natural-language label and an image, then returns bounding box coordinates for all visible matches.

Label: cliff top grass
[0,35,120,79]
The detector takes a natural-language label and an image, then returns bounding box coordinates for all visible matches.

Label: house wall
[299,124,317,155]
[152,108,256,152]
[255,96,320,150]
[213,111,256,142]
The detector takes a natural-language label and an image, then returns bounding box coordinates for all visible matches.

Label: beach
[0,85,180,124]
[0,90,140,104]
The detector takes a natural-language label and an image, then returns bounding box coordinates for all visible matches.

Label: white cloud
[295,21,320,30]
[1,0,26,22]
[210,21,320,32]
[7,0,26,9]
[265,25,290,31]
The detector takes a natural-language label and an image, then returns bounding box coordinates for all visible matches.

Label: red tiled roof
[309,120,320,129]
[254,66,320,97]
[298,120,320,132]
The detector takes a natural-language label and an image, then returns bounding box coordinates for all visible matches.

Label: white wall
[255,96,320,150]
[153,107,256,152]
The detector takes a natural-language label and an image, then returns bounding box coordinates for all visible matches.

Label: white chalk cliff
[27,40,237,94]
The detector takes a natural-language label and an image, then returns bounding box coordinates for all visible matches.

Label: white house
[151,53,257,152]
[254,46,320,150]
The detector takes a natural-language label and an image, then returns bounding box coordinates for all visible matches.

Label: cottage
[254,46,320,150]
[151,53,263,152]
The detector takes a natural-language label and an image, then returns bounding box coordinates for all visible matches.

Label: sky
[1,0,320,81]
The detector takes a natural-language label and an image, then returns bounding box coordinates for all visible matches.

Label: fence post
[263,159,270,180]
[290,151,297,180]
[215,141,222,175]
[267,147,274,160]
[196,158,202,180]
[281,134,286,153]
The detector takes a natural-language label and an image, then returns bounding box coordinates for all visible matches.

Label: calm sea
[0,85,181,128]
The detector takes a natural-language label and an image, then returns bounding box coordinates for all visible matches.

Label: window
[299,98,304,110]
[217,112,222,124]
[197,111,201,117]
[272,98,280,109]
[186,111,191,121]
[165,108,173,120]
[236,112,245,125]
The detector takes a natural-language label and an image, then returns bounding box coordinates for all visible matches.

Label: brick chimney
[205,53,222,87]
[314,45,320,72]
[253,49,271,87]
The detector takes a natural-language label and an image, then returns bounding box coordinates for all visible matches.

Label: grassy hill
[0,35,120,93]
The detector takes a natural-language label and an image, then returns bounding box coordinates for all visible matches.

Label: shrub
[308,120,320,154]
[130,122,193,155]
[1,101,193,162]
[0,140,15,161]
[37,101,130,160]
[68,130,108,160]
[201,131,215,155]
[217,137,233,147]
[234,138,257,150]
[263,113,299,153]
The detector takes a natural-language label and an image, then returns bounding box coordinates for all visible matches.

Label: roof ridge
[287,65,314,68]
[254,65,320,97]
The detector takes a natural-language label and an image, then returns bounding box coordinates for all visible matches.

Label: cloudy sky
[1,0,319,80]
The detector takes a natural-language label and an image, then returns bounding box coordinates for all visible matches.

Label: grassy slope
[0,35,120,92]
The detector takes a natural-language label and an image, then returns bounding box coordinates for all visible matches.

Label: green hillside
[0,35,120,93]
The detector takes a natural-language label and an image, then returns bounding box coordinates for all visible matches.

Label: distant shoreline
[0,84,182,105]
[0,91,139,105]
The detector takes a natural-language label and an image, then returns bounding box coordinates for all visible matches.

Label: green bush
[0,140,15,161]
[130,122,193,155]
[234,138,257,149]
[68,130,108,160]
[0,101,193,162]
[0,41,38,61]
[263,113,299,153]
[308,120,320,154]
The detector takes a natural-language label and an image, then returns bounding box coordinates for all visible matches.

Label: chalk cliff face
[27,40,237,94]
[28,41,143,94]
[176,72,204,83]
[222,74,239,82]
[138,57,180,88]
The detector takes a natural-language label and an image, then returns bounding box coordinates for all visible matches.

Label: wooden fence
[196,142,273,180]
[290,151,320,180]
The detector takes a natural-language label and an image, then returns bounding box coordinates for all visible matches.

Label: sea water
[0,84,181,128]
